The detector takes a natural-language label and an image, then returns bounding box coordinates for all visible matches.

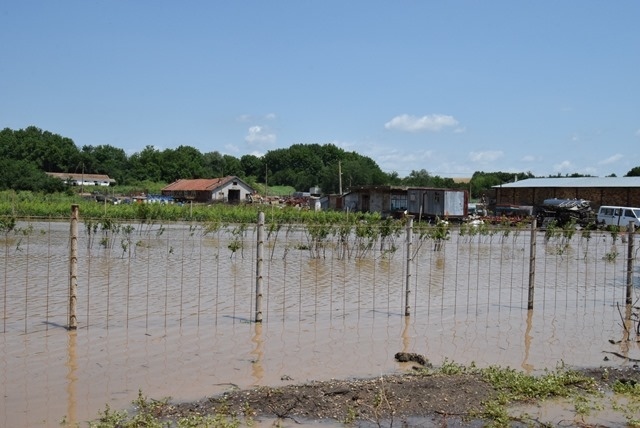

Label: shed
[344,185,467,219]
[493,177,640,210]
[46,172,115,186]
[161,176,255,203]
[343,185,408,217]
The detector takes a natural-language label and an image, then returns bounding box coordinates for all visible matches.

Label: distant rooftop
[162,177,236,192]
[494,177,640,188]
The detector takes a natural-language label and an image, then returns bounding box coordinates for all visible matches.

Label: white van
[596,206,640,228]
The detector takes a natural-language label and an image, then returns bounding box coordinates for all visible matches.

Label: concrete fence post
[255,211,264,322]
[68,204,79,330]
[527,218,537,310]
[405,215,414,316]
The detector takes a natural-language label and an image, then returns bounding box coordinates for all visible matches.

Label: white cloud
[384,114,459,132]
[237,113,277,122]
[224,143,240,153]
[598,154,622,165]
[521,154,539,162]
[245,125,276,144]
[352,142,435,174]
[377,149,434,166]
[468,150,504,163]
[553,160,573,172]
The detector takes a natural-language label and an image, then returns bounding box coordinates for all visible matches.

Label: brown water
[1,221,638,427]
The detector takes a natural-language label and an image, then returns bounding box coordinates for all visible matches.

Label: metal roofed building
[46,172,115,186]
[161,176,255,203]
[493,177,640,209]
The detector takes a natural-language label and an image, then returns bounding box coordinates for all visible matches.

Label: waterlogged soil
[157,365,640,427]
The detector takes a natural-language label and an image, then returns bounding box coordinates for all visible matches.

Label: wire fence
[1,213,638,334]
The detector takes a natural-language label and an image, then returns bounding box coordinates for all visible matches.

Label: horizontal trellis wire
[1,216,637,334]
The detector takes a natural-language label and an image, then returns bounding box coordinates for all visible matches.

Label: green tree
[161,145,206,182]
[403,169,432,186]
[625,166,640,177]
[0,159,65,192]
[1,126,81,173]
[80,144,130,184]
[469,171,533,199]
[265,145,324,190]
[202,151,225,177]
[222,154,244,177]
[129,145,163,182]
[386,171,402,185]
[240,154,264,180]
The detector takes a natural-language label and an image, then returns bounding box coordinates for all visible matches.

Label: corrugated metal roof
[494,177,640,188]
[162,176,234,192]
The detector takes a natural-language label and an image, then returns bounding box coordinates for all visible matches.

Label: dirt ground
[160,364,640,427]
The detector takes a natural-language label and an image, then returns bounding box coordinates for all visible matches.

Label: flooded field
[1,220,638,427]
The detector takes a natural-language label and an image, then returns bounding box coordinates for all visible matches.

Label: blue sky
[1,1,639,179]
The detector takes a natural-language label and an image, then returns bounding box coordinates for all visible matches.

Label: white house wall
[213,180,254,201]
[70,179,110,186]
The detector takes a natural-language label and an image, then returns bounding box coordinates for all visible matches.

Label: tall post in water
[626,222,635,305]
[69,204,79,330]
[405,215,414,316]
[527,218,537,310]
[255,211,264,322]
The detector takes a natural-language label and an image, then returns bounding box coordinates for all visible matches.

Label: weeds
[85,390,245,428]
[81,363,640,428]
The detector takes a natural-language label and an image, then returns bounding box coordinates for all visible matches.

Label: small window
[625,209,634,218]
[391,194,407,210]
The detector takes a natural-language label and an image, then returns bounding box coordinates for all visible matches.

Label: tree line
[1,126,638,197]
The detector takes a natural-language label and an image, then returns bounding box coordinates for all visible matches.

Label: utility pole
[265,165,268,198]
[338,161,343,195]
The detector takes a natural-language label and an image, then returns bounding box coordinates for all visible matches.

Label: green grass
[76,363,640,428]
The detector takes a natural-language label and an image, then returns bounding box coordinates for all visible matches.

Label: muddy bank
[154,365,640,427]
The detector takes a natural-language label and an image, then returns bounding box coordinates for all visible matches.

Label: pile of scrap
[535,198,595,227]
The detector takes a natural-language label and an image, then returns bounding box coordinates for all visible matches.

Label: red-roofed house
[161,176,255,203]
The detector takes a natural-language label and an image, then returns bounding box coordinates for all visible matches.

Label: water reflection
[521,309,533,373]
[251,322,264,384]
[0,221,636,427]
[66,330,78,427]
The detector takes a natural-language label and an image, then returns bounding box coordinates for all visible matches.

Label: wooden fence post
[255,211,264,322]
[626,222,635,305]
[69,204,79,330]
[527,218,537,310]
[405,215,414,316]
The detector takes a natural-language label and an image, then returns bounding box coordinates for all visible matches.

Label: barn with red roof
[161,176,255,203]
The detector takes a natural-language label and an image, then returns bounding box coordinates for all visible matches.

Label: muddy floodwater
[1,220,638,427]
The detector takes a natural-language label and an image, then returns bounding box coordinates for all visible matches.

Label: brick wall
[495,187,640,210]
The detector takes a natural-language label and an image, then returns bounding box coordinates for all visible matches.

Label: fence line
[0,212,638,334]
